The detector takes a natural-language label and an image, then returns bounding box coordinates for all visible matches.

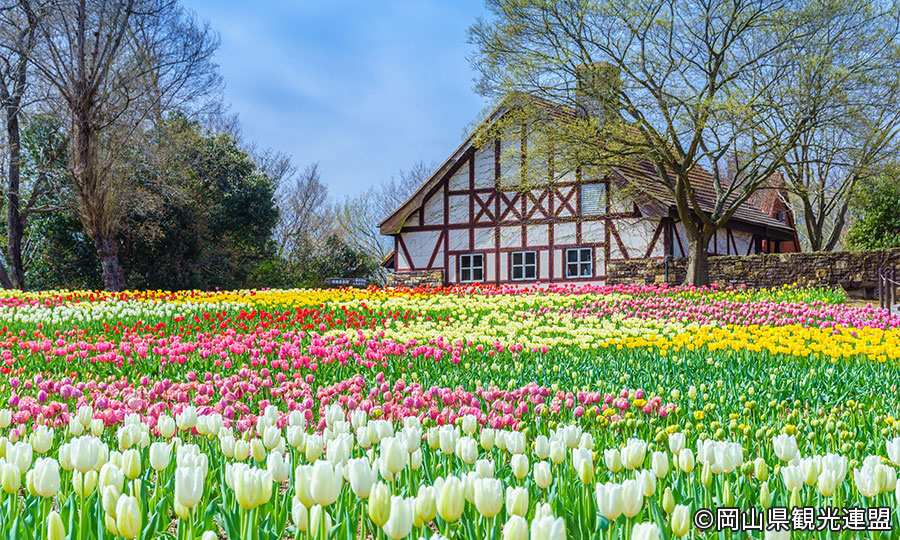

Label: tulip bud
[755,458,769,482]
[263,426,282,451]
[632,522,660,540]
[475,459,494,479]
[701,462,712,487]
[149,442,172,472]
[534,461,552,489]
[90,419,104,437]
[102,485,120,517]
[156,415,175,438]
[348,458,375,499]
[58,443,72,471]
[651,451,668,479]
[250,439,266,463]
[789,487,801,509]
[73,470,97,498]
[71,436,101,473]
[503,515,528,540]
[511,454,529,480]
[638,469,656,497]
[669,433,685,456]
[368,482,391,527]
[309,461,342,507]
[234,466,274,510]
[435,476,465,522]
[604,448,622,473]
[123,449,141,480]
[69,418,85,437]
[549,441,565,465]
[473,477,503,518]
[535,436,550,459]
[383,495,415,540]
[31,426,54,454]
[234,440,250,462]
[309,505,332,540]
[115,495,141,539]
[672,504,690,537]
[760,481,772,509]
[621,478,643,518]
[531,515,566,540]
[662,487,675,515]
[305,435,324,463]
[415,485,437,523]
[595,482,623,520]
[678,449,695,474]
[47,511,66,540]
[31,457,61,498]
[292,497,308,530]
[506,486,529,516]
[174,499,190,521]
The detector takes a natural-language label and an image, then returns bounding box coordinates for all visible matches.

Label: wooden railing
[878,267,899,310]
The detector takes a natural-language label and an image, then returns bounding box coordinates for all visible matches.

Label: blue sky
[179,0,490,198]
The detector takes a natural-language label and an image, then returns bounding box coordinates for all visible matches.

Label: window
[566,248,592,278]
[511,251,537,281]
[460,254,484,283]
[581,183,606,216]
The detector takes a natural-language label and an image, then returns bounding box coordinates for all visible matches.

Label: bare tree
[20,0,221,290]
[270,159,332,265]
[338,161,431,279]
[0,5,32,288]
[773,0,900,252]
[468,0,858,284]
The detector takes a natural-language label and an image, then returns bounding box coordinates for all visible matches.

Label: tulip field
[0,284,898,540]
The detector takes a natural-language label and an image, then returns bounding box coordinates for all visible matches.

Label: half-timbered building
[379,97,797,287]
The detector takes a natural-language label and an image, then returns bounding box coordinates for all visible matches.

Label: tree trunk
[94,234,125,291]
[6,110,25,289]
[683,232,712,287]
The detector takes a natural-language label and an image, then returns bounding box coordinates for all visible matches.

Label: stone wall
[607,249,900,295]
[385,270,444,288]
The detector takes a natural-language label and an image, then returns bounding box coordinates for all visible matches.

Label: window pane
[512,253,522,266]
[581,263,591,276]
[513,267,523,279]
[567,263,578,277]
[462,255,470,269]
[474,255,483,267]
[474,268,483,281]
[525,252,536,265]
[462,269,471,282]
[581,249,591,262]
[525,266,536,279]
[567,250,577,263]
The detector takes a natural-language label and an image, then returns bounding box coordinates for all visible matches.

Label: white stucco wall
[581,221,604,244]
[473,144,494,189]
[733,230,753,255]
[500,226,522,249]
[527,224,549,245]
[448,161,469,191]
[474,227,496,251]
[401,230,441,269]
[555,222,576,244]
[448,195,469,224]
[423,191,444,225]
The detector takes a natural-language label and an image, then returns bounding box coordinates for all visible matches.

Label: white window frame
[460,254,485,283]
[580,183,606,216]
[511,251,537,281]
[566,248,593,278]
